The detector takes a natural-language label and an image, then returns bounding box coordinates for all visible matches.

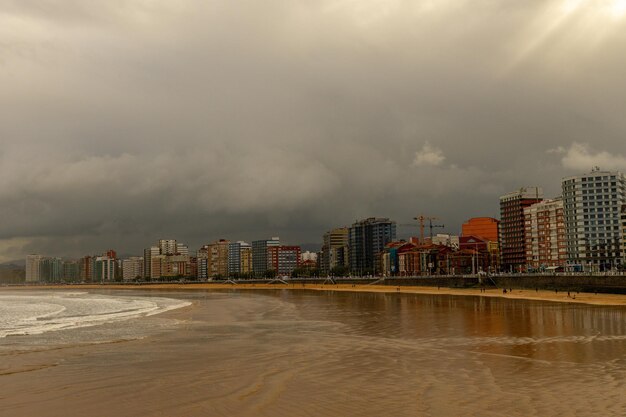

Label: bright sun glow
[561,0,583,14]
[505,0,626,73]
[610,0,626,17]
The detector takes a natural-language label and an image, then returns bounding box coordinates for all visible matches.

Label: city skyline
[2,1,626,262]
[2,168,624,265]
[5,166,626,266]
[7,167,626,265]
[19,166,626,282]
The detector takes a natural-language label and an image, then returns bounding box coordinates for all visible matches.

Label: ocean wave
[0,293,191,338]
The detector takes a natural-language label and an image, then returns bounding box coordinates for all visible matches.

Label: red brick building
[500,187,543,272]
[267,245,301,276]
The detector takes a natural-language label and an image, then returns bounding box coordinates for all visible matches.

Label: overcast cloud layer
[2,0,626,261]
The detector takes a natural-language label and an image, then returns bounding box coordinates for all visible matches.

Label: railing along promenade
[6,272,626,294]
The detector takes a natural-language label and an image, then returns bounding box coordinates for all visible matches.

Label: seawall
[270,275,626,294]
[4,274,626,295]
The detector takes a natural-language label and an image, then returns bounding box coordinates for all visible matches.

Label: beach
[6,281,626,306]
[2,286,626,417]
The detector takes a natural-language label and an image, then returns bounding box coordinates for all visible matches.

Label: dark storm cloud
[1,0,626,260]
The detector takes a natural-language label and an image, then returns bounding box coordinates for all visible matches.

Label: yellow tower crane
[412,215,445,244]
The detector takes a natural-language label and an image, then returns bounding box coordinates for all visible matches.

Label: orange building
[461,217,499,242]
[462,217,500,272]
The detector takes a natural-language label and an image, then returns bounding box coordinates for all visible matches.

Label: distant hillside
[0,267,25,284]
[0,259,26,268]
[299,243,321,253]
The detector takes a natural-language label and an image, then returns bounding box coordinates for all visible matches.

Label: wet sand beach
[2,287,626,416]
[6,281,626,306]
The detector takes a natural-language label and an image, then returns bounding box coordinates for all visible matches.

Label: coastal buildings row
[24,237,309,282]
[377,169,626,275]
[26,252,120,283]
[498,168,626,272]
[23,168,626,281]
[380,235,495,276]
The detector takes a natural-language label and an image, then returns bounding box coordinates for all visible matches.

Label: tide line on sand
[4,283,626,307]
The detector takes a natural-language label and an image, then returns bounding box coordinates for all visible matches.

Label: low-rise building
[457,235,492,274]
[426,234,460,249]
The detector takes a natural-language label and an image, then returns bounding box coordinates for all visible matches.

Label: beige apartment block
[207,239,230,278]
[524,197,566,268]
[240,245,252,274]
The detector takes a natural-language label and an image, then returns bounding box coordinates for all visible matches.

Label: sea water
[0,291,190,338]
[3,290,626,416]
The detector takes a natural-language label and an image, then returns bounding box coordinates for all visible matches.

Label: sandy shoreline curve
[3,282,626,307]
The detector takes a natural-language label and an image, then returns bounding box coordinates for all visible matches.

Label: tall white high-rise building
[562,168,626,271]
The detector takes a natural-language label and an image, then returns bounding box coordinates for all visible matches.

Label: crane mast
[412,215,445,243]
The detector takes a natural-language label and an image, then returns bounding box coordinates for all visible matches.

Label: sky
[1,0,626,262]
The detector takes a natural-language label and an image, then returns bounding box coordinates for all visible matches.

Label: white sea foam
[0,292,191,338]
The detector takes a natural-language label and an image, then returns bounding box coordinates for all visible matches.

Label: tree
[330,265,349,277]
